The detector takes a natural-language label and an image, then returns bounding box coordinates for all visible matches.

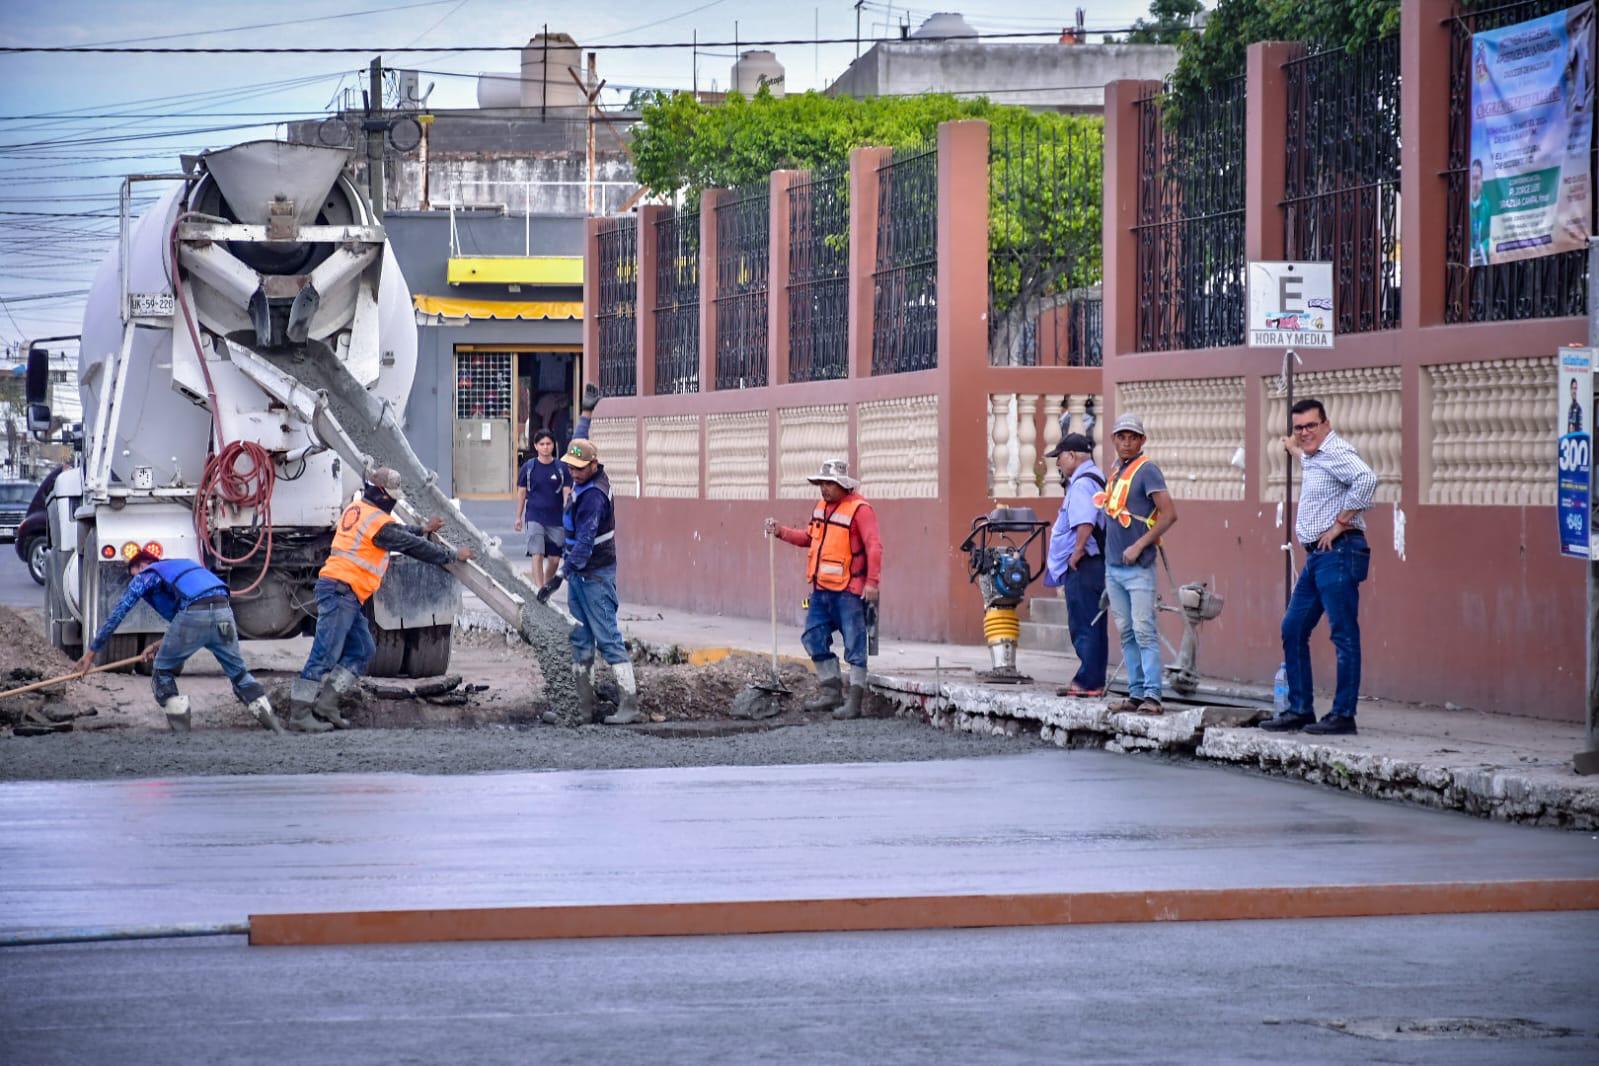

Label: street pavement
[0,541,41,610]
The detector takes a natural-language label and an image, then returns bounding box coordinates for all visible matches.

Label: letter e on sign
[1248,261,1335,349]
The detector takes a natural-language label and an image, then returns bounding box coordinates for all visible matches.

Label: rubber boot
[163,694,192,733]
[575,662,597,722]
[286,677,333,734]
[248,696,285,735]
[833,665,869,720]
[803,658,845,714]
[603,660,642,725]
[314,666,357,729]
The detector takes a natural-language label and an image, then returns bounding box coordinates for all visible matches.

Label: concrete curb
[868,672,1599,831]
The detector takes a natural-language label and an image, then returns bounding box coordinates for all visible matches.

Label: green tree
[1125,0,1205,44]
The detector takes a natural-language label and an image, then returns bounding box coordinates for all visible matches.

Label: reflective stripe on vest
[805,495,868,592]
[319,501,396,602]
[1093,455,1157,531]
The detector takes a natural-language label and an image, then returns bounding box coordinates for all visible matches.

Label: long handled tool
[0,654,147,701]
[759,531,792,696]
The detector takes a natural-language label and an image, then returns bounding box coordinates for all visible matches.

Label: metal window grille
[1134,77,1248,352]
[715,180,771,389]
[1282,38,1402,334]
[872,145,939,374]
[989,122,1104,365]
[788,162,850,382]
[595,217,638,398]
[1445,0,1596,323]
[455,351,513,418]
[654,207,701,394]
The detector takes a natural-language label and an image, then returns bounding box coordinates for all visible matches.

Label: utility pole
[366,56,386,218]
[855,1,864,60]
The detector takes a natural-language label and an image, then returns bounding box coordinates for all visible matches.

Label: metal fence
[1283,37,1401,334]
[1134,77,1247,352]
[788,162,851,381]
[595,217,637,398]
[714,180,771,389]
[1445,0,1595,323]
[654,207,700,394]
[872,145,939,375]
[989,122,1104,365]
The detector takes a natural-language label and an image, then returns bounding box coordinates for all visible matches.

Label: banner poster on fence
[1469,3,1595,265]
[1558,346,1594,560]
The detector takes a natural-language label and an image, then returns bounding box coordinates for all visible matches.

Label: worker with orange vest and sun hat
[764,458,884,720]
[1097,413,1179,717]
[288,467,474,733]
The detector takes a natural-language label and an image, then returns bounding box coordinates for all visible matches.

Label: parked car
[0,479,36,544]
[12,468,62,586]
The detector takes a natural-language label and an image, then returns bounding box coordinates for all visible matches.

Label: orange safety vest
[1093,455,1159,531]
[319,500,396,603]
[806,495,869,592]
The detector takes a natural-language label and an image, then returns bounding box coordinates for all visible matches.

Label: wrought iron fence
[1283,37,1401,334]
[595,217,637,398]
[788,162,850,381]
[714,180,771,389]
[989,121,1104,365]
[872,145,939,374]
[1445,0,1595,323]
[1134,77,1247,352]
[654,207,700,394]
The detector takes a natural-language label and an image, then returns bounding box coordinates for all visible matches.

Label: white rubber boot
[603,660,642,725]
[248,696,285,735]
[163,694,192,733]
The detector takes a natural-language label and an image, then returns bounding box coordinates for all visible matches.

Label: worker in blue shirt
[75,551,281,734]
[1042,433,1108,697]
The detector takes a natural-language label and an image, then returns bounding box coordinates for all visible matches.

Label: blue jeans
[567,564,627,665]
[1106,563,1162,700]
[152,604,265,707]
[300,578,376,681]
[1282,533,1369,719]
[802,587,868,668]
[1063,555,1108,690]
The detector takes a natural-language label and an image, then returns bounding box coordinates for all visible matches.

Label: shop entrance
[452,346,580,495]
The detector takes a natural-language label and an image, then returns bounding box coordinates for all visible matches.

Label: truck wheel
[26,537,47,586]
[46,537,80,660]
[102,634,144,674]
[365,624,407,677]
[402,623,453,678]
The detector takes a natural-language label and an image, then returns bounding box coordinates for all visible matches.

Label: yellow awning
[413,294,582,321]
[446,256,584,286]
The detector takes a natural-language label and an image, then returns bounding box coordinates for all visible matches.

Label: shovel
[753,531,793,697]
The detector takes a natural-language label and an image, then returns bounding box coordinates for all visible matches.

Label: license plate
[0,527,15,536]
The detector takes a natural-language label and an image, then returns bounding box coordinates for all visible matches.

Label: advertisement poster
[1558,347,1593,559]
[1468,3,1595,265]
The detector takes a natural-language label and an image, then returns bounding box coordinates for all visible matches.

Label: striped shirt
[1295,430,1378,544]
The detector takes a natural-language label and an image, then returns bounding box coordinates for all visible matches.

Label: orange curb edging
[248,879,1599,947]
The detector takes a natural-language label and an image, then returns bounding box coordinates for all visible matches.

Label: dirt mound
[636,654,820,721]
[0,605,71,680]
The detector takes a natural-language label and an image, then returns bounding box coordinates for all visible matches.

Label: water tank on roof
[731,50,785,97]
[520,32,585,109]
[476,73,522,109]
[911,12,978,40]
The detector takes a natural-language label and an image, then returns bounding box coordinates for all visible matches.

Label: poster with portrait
[1468,3,1595,265]
[1558,347,1594,560]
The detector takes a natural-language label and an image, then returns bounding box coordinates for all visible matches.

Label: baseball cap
[1045,432,1095,458]
[562,438,600,467]
[1111,413,1146,437]
[367,467,403,495]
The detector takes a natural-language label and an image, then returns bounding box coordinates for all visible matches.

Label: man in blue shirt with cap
[76,551,281,734]
[1043,432,1108,697]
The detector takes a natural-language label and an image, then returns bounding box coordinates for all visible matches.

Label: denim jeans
[1062,555,1108,690]
[1281,532,1369,719]
[567,564,628,665]
[152,604,265,707]
[801,587,868,668]
[300,577,376,681]
[1105,562,1162,700]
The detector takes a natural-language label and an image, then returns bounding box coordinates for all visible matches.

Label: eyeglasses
[1291,420,1323,434]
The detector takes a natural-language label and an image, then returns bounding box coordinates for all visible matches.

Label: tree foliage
[1124,0,1205,44]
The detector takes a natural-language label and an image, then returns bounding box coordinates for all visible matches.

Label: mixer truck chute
[34,141,471,676]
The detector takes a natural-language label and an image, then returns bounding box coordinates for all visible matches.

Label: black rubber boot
[832,685,864,720]
[804,678,845,714]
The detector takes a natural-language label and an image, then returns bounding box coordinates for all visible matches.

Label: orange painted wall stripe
[248,879,1599,947]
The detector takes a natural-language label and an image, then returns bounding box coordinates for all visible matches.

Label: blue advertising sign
[1559,346,1594,559]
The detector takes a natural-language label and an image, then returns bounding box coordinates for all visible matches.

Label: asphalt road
[0,538,41,610]
[3,914,1595,1064]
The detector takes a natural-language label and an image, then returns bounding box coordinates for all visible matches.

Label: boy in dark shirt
[514,429,571,586]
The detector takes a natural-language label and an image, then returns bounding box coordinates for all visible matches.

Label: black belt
[186,594,230,608]
[1302,531,1363,554]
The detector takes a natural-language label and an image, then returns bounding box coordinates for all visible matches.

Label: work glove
[536,567,566,604]
[581,383,602,414]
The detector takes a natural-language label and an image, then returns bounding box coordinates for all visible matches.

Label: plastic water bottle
[1272,663,1289,713]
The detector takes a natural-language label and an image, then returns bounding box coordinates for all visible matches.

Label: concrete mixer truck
[25,140,460,676]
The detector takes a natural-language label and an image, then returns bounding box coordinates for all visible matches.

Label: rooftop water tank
[731,50,785,97]
[911,12,978,40]
[476,73,522,109]
[520,32,584,109]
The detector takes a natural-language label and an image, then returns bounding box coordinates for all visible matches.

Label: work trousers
[300,578,376,681]
[152,603,265,707]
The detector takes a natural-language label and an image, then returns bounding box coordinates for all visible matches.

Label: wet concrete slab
[1,751,1595,936]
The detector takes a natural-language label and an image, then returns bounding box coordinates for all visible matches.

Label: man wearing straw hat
[764,459,884,720]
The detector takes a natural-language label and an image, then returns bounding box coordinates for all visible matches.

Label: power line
[78,0,458,47]
[0,290,91,304]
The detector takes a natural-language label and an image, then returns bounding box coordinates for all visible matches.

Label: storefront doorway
[452,346,580,495]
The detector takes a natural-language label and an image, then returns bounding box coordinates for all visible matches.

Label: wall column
[848,147,892,380]
[698,190,725,393]
[582,216,601,387]
[768,170,799,388]
[1101,79,1160,379]
[1245,42,1296,264]
[636,205,665,397]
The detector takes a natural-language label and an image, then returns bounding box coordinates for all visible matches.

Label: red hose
[169,212,275,595]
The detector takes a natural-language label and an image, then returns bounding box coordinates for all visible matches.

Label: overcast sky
[0,0,1155,347]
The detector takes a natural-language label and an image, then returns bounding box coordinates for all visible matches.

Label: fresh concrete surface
[3,753,1595,938]
[3,914,1596,1065]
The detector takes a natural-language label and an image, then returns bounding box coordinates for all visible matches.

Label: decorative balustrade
[857,396,939,499]
[1261,367,1401,503]
[587,417,639,497]
[777,404,848,498]
[1117,378,1246,500]
[1425,356,1557,506]
[987,393,1103,498]
[705,411,771,500]
[642,415,701,498]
